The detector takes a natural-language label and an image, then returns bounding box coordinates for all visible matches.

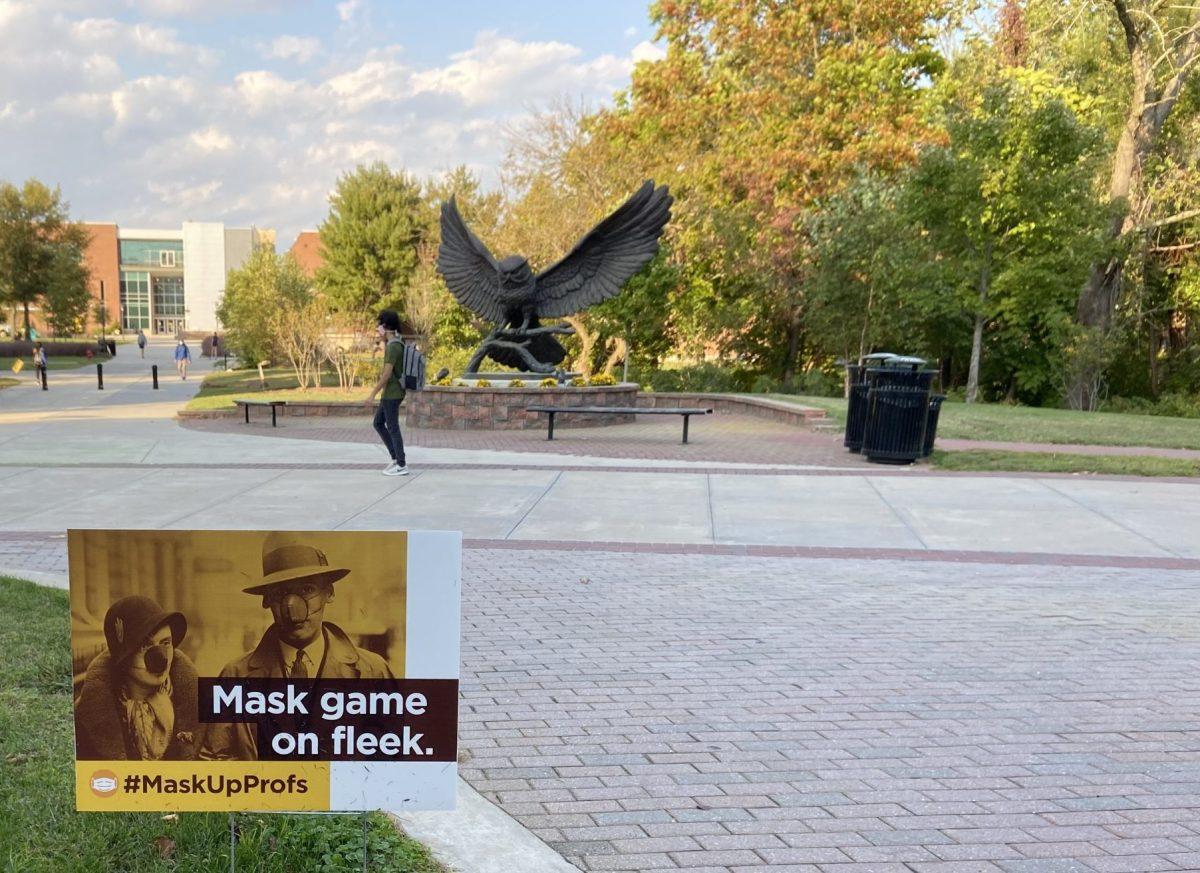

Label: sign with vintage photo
[68,529,460,812]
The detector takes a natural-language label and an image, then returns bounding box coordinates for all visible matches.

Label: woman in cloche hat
[74,595,199,760]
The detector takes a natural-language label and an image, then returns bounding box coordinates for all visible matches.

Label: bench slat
[525,406,711,414]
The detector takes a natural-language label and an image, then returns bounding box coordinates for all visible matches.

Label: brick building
[81,222,274,335]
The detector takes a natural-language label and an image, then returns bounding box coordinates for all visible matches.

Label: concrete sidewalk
[1,344,1198,560]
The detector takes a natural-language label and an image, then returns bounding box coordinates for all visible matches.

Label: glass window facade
[153,275,185,317]
[119,239,184,268]
[120,271,150,330]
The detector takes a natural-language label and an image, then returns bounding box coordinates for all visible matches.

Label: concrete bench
[525,405,713,443]
[236,398,285,427]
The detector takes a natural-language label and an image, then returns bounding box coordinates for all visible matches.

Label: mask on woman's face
[128,631,174,687]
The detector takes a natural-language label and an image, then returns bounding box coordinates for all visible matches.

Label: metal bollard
[152,364,159,390]
[97,364,104,390]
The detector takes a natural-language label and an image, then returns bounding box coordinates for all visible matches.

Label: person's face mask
[264,581,331,645]
[127,627,174,688]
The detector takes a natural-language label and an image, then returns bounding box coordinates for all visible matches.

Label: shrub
[539,378,558,388]
[751,374,781,394]
[509,379,526,388]
[643,362,745,393]
[1103,393,1200,418]
[589,373,617,386]
[474,379,491,388]
[569,376,588,387]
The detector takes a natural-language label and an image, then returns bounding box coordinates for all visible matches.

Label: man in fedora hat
[199,532,393,761]
[74,595,199,760]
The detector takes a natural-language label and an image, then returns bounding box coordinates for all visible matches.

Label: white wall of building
[182,222,226,332]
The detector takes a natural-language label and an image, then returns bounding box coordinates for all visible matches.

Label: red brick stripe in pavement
[4,530,1196,571]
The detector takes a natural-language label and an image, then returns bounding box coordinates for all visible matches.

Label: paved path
[4,536,1199,873]
[4,341,1200,872]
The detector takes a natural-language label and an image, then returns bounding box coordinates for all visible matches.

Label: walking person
[173,338,191,380]
[32,341,47,384]
[137,328,146,358]
[365,309,408,476]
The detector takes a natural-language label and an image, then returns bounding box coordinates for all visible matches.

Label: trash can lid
[862,352,898,363]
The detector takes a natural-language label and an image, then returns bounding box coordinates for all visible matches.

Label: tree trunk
[22,301,31,340]
[965,246,991,405]
[1077,6,1200,331]
[780,310,802,384]
[564,316,595,378]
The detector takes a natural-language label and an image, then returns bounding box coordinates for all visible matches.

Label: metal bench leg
[271,405,277,427]
[244,404,249,424]
[682,414,690,444]
[547,411,555,440]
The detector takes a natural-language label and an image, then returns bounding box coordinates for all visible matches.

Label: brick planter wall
[406,384,640,430]
[636,392,827,426]
[178,401,369,421]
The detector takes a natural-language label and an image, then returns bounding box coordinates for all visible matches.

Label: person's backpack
[388,338,426,390]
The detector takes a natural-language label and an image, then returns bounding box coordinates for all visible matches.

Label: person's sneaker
[383,462,398,473]
[383,465,409,477]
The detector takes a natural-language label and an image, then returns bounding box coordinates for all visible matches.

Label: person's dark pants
[373,398,406,466]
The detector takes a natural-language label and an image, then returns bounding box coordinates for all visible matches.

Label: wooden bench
[525,405,713,444]
[236,398,286,427]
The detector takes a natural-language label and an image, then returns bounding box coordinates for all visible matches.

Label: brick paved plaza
[5,529,1199,872]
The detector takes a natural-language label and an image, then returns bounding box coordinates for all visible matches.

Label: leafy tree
[217,249,310,365]
[804,173,945,387]
[42,243,92,336]
[317,163,424,323]
[593,0,955,380]
[909,71,1105,404]
[0,179,88,339]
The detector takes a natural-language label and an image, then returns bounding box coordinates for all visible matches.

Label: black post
[682,414,690,444]
[97,364,104,390]
[547,411,556,440]
[152,364,159,390]
[40,367,47,391]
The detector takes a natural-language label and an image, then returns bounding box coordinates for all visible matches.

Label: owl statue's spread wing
[534,181,672,318]
[437,197,505,324]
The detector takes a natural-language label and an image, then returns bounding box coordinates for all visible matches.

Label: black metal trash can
[843,353,896,452]
[923,394,945,457]
[862,387,931,463]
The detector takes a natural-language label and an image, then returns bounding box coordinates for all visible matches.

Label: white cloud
[190,126,232,153]
[0,6,643,248]
[623,26,638,38]
[263,34,320,64]
[412,31,629,108]
[631,40,665,63]
[336,0,361,23]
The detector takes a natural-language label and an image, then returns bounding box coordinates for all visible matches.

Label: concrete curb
[2,567,579,873]
[392,779,582,873]
[0,566,68,589]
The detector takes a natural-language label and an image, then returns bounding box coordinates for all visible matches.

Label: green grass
[0,577,445,873]
[929,449,1200,477]
[767,394,1200,450]
[185,368,367,411]
[0,355,112,372]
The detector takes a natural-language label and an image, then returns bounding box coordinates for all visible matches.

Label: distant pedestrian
[33,341,47,383]
[210,331,220,358]
[365,309,408,476]
[137,328,146,358]
[174,339,191,380]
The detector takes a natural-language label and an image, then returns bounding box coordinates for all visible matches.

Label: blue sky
[0,0,662,248]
